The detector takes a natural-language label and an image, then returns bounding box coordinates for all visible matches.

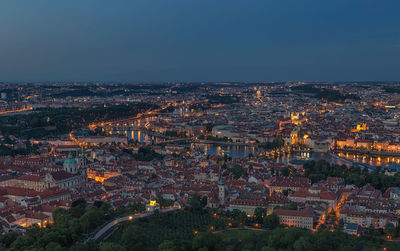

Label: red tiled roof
[50,171,75,181]
[275,208,313,218]
[2,187,39,197]
[17,175,42,182]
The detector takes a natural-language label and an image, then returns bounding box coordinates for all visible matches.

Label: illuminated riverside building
[78,135,128,145]
[335,138,400,153]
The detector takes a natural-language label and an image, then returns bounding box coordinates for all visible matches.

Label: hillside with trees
[0,103,157,139]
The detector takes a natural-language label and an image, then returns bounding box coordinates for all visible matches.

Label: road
[0,106,33,116]
[85,207,180,243]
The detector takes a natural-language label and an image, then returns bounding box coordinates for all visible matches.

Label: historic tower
[76,151,86,169]
[76,151,87,183]
[218,177,225,205]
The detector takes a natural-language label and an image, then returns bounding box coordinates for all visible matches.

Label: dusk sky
[1,0,399,82]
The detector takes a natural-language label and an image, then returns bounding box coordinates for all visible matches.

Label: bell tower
[76,151,86,169]
[218,177,225,205]
[76,151,87,184]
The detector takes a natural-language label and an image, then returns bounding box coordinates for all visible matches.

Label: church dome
[64,153,77,165]
[64,152,79,174]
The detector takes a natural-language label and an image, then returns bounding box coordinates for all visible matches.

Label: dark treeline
[0,103,156,139]
[259,138,284,150]
[2,194,399,251]
[132,146,164,161]
[50,85,169,98]
[291,85,359,102]
[205,95,240,104]
[304,159,400,191]
[5,199,113,251]
[0,140,40,156]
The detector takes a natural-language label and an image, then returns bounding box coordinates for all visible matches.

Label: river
[106,128,400,170]
[105,107,400,170]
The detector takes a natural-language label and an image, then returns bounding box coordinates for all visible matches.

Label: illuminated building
[146,200,160,213]
[275,208,314,230]
[350,123,369,132]
[46,152,87,190]
[87,168,120,184]
[11,153,87,191]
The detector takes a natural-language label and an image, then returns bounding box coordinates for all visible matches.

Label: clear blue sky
[0,0,399,82]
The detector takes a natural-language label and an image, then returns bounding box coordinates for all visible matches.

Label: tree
[261,247,275,251]
[200,196,208,208]
[70,198,87,218]
[254,207,267,223]
[10,234,35,250]
[248,164,254,172]
[334,219,344,232]
[229,164,246,179]
[75,240,99,251]
[318,224,327,232]
[158,240,179,251]
[156,195,174,208]
[0,231,19,248]
[45,242,64,251]
[122,225,146,251]
[188,193,203,211]
[293,236,314,251]
[282,167,290,177]
[80,206,105,233]
[366,225,380,236]
[100,242,127,251]
[384,222,396,237]
[264,213,279,229]
[223,154,228,162]
[268,227,304,249]
[239,211,248,224]
[192,232,221,251]
[53,208,73,228]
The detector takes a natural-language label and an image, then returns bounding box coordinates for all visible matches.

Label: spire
[219,176,224,186]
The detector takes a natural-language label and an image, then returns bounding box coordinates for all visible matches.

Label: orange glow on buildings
[350,123,369,132]
[87,168,120,184]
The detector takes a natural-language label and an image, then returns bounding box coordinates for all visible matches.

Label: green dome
[64,153,77,165]
[64,158,77,165]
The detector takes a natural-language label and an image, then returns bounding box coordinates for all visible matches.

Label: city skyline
[1,2,400,249]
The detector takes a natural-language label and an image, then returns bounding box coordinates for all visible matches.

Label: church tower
[76,151,87,183]
[76,151,86,169]
[218,177,225,205]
